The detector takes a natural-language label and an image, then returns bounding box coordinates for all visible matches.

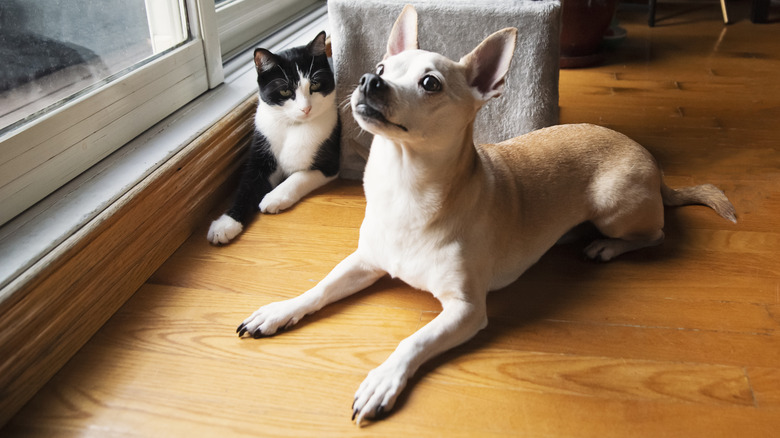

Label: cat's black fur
[209,31,340,243]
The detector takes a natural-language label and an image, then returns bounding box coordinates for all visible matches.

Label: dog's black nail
[236,323,245,333]
[352,408,358,421]
[352,398,357,410]
[238,327,248,337]
[376,405,385,418]
[252,330,264,339]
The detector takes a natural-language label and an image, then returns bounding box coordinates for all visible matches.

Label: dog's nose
[359,73,386,94]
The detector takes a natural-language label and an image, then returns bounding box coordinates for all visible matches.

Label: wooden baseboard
[0,97,256,427]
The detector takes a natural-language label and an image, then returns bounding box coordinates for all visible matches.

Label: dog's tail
[661,180,737,223]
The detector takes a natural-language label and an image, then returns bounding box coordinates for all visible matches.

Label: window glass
[0,0,189,135]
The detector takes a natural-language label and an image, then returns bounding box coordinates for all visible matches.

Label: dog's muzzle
[359,73,387,96]
[354,73,408,132]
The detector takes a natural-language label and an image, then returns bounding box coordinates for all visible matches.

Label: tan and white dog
[238,5,736,425]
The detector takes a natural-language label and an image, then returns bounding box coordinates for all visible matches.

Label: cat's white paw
[207,214,243,244]
[259,192,295,214]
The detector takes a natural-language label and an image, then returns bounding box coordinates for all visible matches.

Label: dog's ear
[460,28,518,102]
[385,4,418,59]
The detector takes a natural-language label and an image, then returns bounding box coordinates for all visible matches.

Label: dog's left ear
[385,4,419,59]
[460,28,518,102]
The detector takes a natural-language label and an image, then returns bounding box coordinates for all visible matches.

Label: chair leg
[648,0,656,26]
[720,0,729,24]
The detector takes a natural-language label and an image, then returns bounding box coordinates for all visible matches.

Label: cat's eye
[376,64,384,76]
[279,89,293,97]
[420,75,442,92]
[310,81,321,92]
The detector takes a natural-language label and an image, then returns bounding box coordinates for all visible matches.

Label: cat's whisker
[308,54,316,78]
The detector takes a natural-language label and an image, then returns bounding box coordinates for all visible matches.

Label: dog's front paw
[259,192,294,214]
[237,299,307,338]
[207,214,243,244]
[352,361,409,426]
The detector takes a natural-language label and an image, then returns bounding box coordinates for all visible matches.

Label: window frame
[215,0,320,61]
[0,1,329,295]
[0,0,218,227]
[0,0,324,228]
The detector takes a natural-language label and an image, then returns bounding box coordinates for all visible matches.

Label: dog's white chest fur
[359,140,467,297]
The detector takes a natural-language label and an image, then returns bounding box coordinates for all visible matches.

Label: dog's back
[479,123,735,263]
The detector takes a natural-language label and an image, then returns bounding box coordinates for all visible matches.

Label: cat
[208,31,340,244]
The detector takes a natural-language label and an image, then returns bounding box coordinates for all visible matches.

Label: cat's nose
[359,73,386,94]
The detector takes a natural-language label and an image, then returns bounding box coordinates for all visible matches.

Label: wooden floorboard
[4,3,780,437]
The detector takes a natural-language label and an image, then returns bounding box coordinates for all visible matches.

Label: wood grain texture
[0,97,256,427]
[4,4,780,437]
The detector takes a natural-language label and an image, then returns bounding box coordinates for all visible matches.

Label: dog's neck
[364,120,483,216]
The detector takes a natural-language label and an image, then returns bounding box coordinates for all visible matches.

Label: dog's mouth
[354,101,408,133]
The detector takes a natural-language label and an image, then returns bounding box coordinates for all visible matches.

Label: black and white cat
[208,31,340,244]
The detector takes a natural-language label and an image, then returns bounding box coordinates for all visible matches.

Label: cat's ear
[254,48,278,73]
[307,31,327,57]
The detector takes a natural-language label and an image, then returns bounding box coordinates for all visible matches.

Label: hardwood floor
[4,3,779,437]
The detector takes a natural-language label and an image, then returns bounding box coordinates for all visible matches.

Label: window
[216,0,319,61]
[0,0,189,135]
[0,0,323,227]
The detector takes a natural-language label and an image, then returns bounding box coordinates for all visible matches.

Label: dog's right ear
[384,4,418,59]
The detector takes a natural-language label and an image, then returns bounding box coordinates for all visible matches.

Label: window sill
[0,8,328,427]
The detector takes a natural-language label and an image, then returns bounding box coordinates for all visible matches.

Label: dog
[237,5,737,425]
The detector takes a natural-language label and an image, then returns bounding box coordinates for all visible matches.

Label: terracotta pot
[560,0,619,68]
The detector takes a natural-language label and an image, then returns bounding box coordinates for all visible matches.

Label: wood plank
[749,367,780,408]
[423,349,755,406]
[474,318,780,369]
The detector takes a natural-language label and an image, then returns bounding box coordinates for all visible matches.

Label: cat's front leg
[207,132,276,245]
[207,214,243,244]
[260,170,336,214]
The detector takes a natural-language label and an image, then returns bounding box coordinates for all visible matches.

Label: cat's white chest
[254,101,336,176]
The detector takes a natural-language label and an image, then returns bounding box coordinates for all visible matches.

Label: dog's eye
[420,75,442,92]
[376,65,384,76]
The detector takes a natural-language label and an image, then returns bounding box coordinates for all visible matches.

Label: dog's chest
[363,223,461,293]
[360,186,465,294]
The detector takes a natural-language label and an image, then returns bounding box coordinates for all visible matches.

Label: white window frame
[0,0,216,227]
[0,1,328,292]
[216,0,320,61]
[0,0,323,228]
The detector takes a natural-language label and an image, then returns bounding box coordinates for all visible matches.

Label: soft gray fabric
[329,0,561,179]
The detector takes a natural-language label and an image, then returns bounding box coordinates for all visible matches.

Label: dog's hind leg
[586,191,666,262]
[584,230,665,262]
[238,252,385,338]
[352,296,487,425]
